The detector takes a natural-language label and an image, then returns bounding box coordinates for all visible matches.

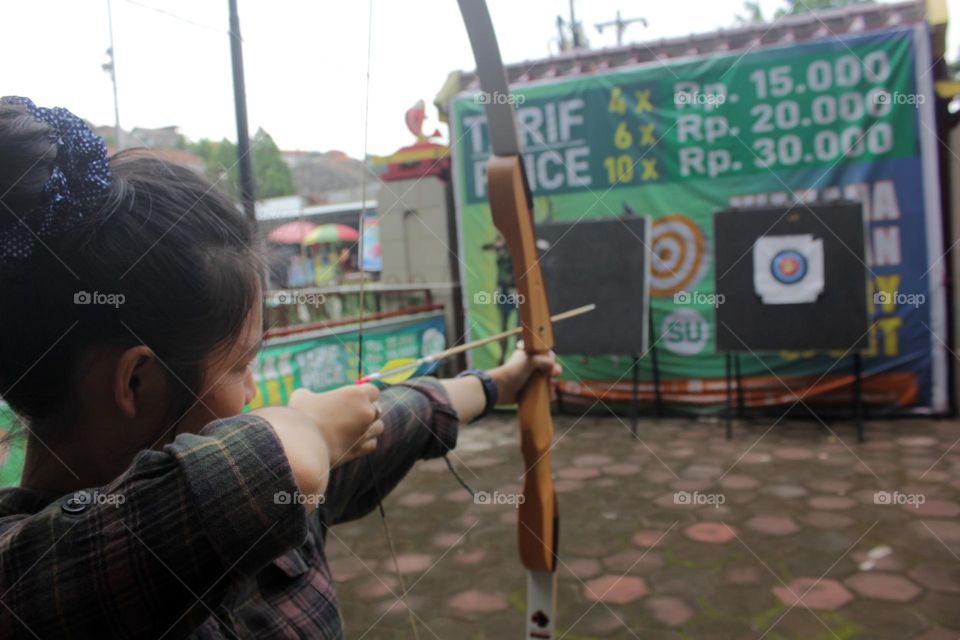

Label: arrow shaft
[359,304,595,383]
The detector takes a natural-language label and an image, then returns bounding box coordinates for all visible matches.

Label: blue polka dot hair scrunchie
[0,96,112,263]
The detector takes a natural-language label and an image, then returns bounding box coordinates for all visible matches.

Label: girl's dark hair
[0,101,261,432]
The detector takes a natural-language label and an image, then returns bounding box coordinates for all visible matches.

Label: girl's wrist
[487,365,518,406]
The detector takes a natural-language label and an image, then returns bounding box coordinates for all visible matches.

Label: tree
[775,0,874,18]
[188,128,295,200]
[735,0,874,24]
[735,1,765,25]
[250,128,296,199]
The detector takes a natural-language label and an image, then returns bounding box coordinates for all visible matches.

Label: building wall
[377,176,463,348]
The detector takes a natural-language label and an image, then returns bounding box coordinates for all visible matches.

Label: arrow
[357,303,595,386]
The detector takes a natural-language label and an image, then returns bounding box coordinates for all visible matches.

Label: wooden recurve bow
[457,2,560,637]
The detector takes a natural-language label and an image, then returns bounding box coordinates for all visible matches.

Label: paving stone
[725,566,763,585]
[458,513,481,528]
[908,468,951,482]
[897,435,939,448]
[331,557,368,582]
[583,575,649,604]
[397,491,436,507]
[448,590,509,614]
[718,474,761,490]
[464,455,503,468]
[739,452,773,464]
[914,519,960,543]
[602,549,663,573]
[684,522,737,544]
[430,533,466,549]
[851,546,902,571]
[356,576,399,600]
[646,595,695,627]
[655,492,697,509]
[553,479,585,493]
[573,454,614,467]
[557,466,601,480]
[682,464,724,479]
[905,499,960,518]
[774,446,816,460]
[565,557,603,579]
[604,462,641,476]
[645,470,678,484]
[771,578,853,610]
[670,478,715,492]
[632,530,670,548]
[444,488,473,503]
[808,495,857,510]
[807,479,853,494]
[455,549,486,565]
[909,564,960,594]
[763,484,808,499]
[395,553,433,575]
[666,448,697,460]
[844,572,922,602]
[914,627,960,640]
[376,594,432,618]
[746,515,800,536]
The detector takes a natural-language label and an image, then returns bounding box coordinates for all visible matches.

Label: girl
[0,97,559,638]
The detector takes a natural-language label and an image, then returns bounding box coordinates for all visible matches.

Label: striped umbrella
[303,224,360,245]
[266,221,318,245]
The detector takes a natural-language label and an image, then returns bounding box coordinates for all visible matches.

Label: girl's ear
[113,345,164,419]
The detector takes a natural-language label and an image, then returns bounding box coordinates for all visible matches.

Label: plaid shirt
[0,379,459,639]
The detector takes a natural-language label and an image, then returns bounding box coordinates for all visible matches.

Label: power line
[123,0,229,35]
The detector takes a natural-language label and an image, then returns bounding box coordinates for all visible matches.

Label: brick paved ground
[328,413,960,639]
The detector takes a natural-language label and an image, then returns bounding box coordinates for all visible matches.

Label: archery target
[770,250,807,284]
[714,202,867,353]
[753,234,824,305]
[650,214,707,297]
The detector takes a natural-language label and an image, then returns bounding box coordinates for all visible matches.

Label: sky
[1,0,956,158]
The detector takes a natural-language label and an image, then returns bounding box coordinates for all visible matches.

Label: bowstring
[356,1,420,637]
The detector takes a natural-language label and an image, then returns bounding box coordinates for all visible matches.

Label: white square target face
[752,234,824,305]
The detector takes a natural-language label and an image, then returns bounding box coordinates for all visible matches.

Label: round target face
[650,214,707,297]
[770,249,808,284]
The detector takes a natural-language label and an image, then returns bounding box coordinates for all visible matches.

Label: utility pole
[569,0,582,49]
[556,0,587,53]
[228,0,258,229]
[103,0,122,150]
[595,10,648,47]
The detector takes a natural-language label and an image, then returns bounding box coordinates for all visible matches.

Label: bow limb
[457,2,559,637]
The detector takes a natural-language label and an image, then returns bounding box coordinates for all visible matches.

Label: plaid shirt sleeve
[0,414,308,639]
[321,377,460,525]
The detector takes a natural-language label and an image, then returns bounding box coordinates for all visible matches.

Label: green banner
[249,312,447,409]
[452,27,946,410]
